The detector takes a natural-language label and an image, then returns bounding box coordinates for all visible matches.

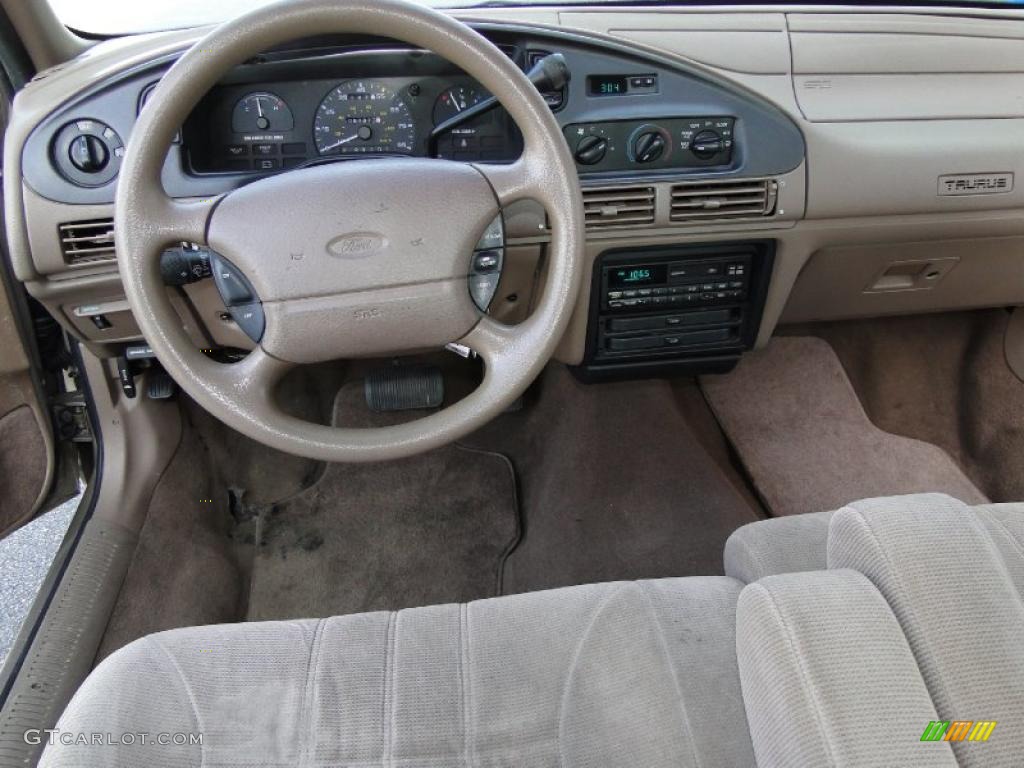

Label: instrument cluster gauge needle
[232,92,293,133]
[319,133,360,153]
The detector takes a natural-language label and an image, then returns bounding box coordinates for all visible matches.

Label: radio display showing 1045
[609,265,667,287]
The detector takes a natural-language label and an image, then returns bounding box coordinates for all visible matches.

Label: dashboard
[21,33,805,206]
[8,23,812,376]
[10,9,1024,375]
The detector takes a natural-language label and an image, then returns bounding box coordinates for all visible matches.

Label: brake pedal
[365,365,444,412]
[146,370,176,400]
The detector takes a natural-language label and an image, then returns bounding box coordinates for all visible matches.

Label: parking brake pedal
[365,365,444,412]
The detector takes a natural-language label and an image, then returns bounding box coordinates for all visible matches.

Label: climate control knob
[631,130,666,164]
[691,130,724,159]
[574,134,608,165]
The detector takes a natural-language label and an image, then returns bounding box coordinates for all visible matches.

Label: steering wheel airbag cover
[206,158,496,362]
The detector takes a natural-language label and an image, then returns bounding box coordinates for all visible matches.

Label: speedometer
[313,80,416,156]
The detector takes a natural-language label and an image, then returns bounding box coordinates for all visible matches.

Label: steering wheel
[116,0,584,462]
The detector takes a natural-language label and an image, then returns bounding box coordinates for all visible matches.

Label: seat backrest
[737,569,957,768]
[828,497,1024,767]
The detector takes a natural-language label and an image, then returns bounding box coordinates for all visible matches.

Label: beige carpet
[700,336,987,517]
[464,365,765,593]
[805,310,1024,504]
[242,383,519,620]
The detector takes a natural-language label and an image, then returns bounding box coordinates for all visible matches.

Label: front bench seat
[41,577,756,768]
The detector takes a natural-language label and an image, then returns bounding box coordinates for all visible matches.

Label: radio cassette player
[579,242,775,381]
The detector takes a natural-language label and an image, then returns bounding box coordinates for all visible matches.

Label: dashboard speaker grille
[582,185,655,230]
[670,178,777,223]
[59,219,116,265]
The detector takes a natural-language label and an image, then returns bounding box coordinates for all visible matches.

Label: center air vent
[582,186,655,230]
[59,219,115,265]
[670,179,777,223]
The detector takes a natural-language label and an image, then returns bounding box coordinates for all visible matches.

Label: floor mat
[242,384,519,620]
[803,310,1024,504]
[700,336,987,517]
[464,365,764,594]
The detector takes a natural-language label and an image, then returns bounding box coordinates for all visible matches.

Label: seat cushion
[828,497,1024,767]
[41,577,755,768]
[737,569,957,768]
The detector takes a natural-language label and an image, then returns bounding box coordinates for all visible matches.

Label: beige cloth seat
[724,492,1024,582]
[735,493,1024,767]
[41,577,758,768]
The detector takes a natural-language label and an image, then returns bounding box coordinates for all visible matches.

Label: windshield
[48,0,1024,37]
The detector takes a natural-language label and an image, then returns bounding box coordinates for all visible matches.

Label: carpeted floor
[700,336,987,517]
[802,309,1024,504]
[241,382,520,620]
[97,360,766,651]
[96,417,244,662]
[466,365,765,594]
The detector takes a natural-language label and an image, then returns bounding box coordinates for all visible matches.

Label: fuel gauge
[232,92,294,134]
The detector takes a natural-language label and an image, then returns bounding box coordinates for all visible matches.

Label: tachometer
[313,80,416,156]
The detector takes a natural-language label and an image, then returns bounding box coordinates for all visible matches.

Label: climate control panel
[564,117,734,174]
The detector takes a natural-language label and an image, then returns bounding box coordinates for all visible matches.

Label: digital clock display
[588,75,629,97]
[609,264,667,287]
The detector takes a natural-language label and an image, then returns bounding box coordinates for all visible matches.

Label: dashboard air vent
[59,219,116,265]
[582,186,655,230]
[669,179,778,223]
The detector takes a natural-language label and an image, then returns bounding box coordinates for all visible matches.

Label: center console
[577,241,775,381]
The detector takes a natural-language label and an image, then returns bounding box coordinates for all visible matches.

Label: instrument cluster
[183,71,521,175]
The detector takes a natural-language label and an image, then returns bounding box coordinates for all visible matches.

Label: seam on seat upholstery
[459,602,471,768]
[752,582,835,767]
[745,535,769,583]
[638,581,703,768]
[979,510,1024,562]
[298,619,326,767]
[556,582,629,768]
[381,611,397,768]
[973,511,1024,616]
[147,635,206,768]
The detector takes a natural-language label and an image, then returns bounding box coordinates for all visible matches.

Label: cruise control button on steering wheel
[210,251,265,342]
[469,213,504,311]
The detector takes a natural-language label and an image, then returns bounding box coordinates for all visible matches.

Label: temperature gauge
[432,85,490,126]
[232,92,294,134]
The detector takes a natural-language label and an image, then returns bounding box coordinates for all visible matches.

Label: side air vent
[59,219,116,265]
[669,178,778,223]
[582,186,656,230]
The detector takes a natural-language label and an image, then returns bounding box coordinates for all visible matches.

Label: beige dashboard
[8,4,1024,367]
